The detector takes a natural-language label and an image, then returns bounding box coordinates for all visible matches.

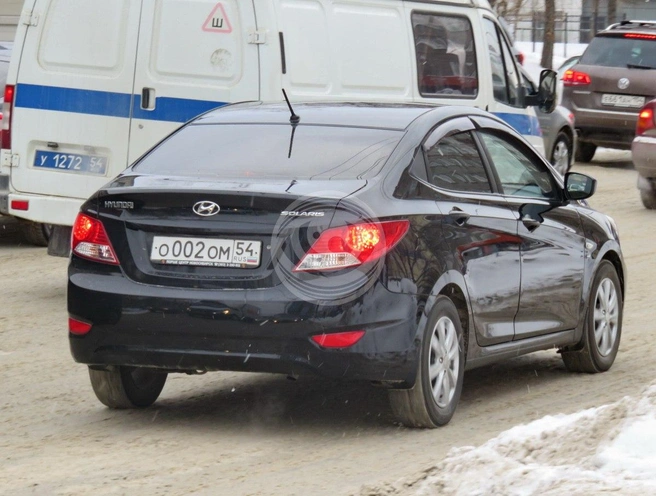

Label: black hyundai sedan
[68,102,625,428]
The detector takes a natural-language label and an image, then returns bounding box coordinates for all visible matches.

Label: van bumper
[5,192,83,225]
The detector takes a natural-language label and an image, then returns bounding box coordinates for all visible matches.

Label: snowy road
[1,150,655,495]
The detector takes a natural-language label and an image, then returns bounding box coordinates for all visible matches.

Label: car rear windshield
[134,123,402,180]
[580,35,656,69]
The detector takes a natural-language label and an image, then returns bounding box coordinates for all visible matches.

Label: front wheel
[388,296,465,428]
[550,131,572,176]
[561,260,622,373]
[89,366,167,408]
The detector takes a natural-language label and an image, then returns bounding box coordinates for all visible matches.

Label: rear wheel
[388,296,465,428]
[88,366,167,408]
[561,261,622,373]
[575,142,597,163]
[550,131,572,176]
[640,187,656,210]
[20,221,53,247]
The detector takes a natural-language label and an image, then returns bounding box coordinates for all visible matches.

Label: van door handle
[448,207,471,225]
[141,87,156,110]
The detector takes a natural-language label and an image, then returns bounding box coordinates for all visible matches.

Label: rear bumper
[68,266,420,385]
[632,135,656,180]
[572,107,637,148]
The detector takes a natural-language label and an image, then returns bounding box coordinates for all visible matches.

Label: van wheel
[550,131,572,176]
[89,366,167,408]
[575,142,597,163]
[20,221,53,247]
[388,296,465,428]
[640,187,656,209]
[561,261,622,373]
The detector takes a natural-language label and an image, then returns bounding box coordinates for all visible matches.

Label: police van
[0,0,555,254]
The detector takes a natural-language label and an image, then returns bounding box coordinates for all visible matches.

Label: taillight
[636,106,656,136]
[311,330,365,348]
[624,33,656,40]
[69,317,92,335]
[294,220,409,272]
[2,84,14,149]
[562,70,591,86]
[71,213,119,265]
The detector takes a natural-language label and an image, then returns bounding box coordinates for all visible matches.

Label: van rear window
[581,36,656,69]
[133,124,402,180]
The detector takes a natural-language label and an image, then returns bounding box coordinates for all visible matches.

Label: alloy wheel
[593,278,619,357]
[429,316,460,408]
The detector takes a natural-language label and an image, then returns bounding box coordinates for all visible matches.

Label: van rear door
[127,0,260,163]
[10,1,142,216]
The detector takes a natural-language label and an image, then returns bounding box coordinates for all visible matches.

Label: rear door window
[411,13,478,98]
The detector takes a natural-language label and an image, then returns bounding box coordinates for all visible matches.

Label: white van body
[1,0,545,238]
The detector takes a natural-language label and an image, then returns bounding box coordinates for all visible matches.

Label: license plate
[33,150,108,175]
[151,236,262,268]
[600,94,645,108]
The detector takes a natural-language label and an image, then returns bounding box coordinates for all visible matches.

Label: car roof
[194,101,442,131]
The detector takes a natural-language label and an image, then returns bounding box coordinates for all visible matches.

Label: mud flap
[47,225,72,257]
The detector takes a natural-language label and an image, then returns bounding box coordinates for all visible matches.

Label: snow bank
[363,383,656,496]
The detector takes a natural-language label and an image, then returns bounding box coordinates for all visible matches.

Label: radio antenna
[282,89,300,124]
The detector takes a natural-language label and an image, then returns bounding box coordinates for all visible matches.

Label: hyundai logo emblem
[193,201,221,217]
[618,78,630,90]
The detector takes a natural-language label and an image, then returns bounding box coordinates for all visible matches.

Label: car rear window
[580,35,656,69]
[134,124,402,179]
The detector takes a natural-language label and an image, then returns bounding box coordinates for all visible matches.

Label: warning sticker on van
[202,3,232,34]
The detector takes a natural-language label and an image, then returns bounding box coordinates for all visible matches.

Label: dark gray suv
[561,20,656,162]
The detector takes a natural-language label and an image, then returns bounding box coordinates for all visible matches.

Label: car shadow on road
[75,351,580,434]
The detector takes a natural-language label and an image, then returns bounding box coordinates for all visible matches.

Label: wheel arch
[601,249,625,301]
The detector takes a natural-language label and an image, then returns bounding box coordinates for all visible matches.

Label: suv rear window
[134,124,402,180]
[580,35,656,69]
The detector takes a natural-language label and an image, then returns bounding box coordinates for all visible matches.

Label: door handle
[521,214,541,230]
[448,208,471,225]
[141,87,156,110]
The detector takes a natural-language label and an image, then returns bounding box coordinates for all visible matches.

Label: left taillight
[294,220,409,272]
[2,84,14,149]
[71,213,119,265]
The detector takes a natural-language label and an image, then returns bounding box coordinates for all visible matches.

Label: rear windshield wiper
[627,63,655,70]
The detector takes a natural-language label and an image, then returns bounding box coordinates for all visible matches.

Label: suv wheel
[89,366,168,408]
[575,142,597,163]
[551,131,572,176]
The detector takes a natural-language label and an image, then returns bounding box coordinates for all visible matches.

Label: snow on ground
[364,383,656,496]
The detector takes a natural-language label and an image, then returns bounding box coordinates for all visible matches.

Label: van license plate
[33,150,108,175]
[151,236,262,268]
[600,94,645,108]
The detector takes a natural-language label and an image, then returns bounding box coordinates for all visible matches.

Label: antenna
[282,89,300,124]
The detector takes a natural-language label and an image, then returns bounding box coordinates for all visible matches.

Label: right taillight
[636,106,656,136]
[562,70,591,87]
[72,213,119,265]
[2,84,14,149]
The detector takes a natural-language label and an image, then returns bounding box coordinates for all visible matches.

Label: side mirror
[537,69,557,113]
[565,172,596,200]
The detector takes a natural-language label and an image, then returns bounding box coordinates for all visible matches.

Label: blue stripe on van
[492,112,542,137]
[14,84,227,123]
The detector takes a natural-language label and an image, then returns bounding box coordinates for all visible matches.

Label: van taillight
[72,213,119,265]
[1,85,14,149]
[636,105,656,136]
[562,70,591,86]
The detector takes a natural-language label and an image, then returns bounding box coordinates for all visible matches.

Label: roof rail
[607,20,656,30]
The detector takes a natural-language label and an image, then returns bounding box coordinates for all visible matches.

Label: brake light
[69,317,92,335]
[2,85,14,149]
[562,70,591,86]
[71,213,119,265]
[624,33,656,40]
[311,330,365,348]
[636,106,656,136]
[294,220,409,272]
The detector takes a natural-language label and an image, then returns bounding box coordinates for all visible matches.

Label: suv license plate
[151,236,262,268]
[601,94,645,108]
[34,150,108,175]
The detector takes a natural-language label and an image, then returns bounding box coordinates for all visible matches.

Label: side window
[482,19,521,107]
[412,13,478,98]
[425,131,492,193]
[480,132,558,200]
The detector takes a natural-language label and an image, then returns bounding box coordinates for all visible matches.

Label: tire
[389,296,466,428]
[640,187,656,210]
[550,131,572,176]
[575,142,597,163]
[88,366,167,408]
[561,260,622,373]
[20,221,53,247]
